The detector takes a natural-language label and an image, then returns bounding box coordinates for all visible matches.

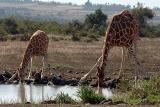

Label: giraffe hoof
[27,77,30,80]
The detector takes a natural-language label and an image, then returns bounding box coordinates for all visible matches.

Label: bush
[131,3,154,37]
[77,86,105,104]
[20,33,31,41]
[71,35,81,41]
[0,26,8,41]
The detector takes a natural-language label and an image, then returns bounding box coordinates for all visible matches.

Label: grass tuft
[54,92,76,104]
[77,86,105,104]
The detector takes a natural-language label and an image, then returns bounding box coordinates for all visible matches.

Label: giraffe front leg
[41,56,45,79]
[28,57,33,79]
[41,55,47,79]
[96,66,104,94]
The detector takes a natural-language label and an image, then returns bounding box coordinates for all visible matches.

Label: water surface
[0,84,112,103]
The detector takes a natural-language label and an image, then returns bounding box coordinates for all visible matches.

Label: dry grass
[0,37,159,79]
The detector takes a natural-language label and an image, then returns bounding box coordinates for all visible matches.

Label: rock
[41,76,48,84]
[34,72,41,84]
[51,75,65,85]
[25,102,31,104]
[100,99,113,105]
[25,79,34,84]
[81,71,84,74]
[66,79,78,86]
[67,70,73,73]
[13,80,19,84]
[78,79,90,86]
[0,75,5,83]
[2,71,12,79]
[104,78,120,88]
[33,71,49,84]
[89,79,97,87]
[41,100,56,104]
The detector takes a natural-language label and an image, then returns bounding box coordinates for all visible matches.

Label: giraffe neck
[99,41,110,71]
[20,50,31,70]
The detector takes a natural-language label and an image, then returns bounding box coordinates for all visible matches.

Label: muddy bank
[0,70,121,88]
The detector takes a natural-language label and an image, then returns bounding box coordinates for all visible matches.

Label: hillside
[0,2,159,24]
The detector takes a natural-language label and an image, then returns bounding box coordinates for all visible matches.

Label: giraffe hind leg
[118,47,125,79]
[128,46,140,83]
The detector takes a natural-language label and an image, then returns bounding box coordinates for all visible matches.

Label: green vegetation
[0,9,107,41]
[0,6,160,41]
[77,86,105,104]
[66,9,107,41]
[54,92,76,104]
[0,16,67,41]
[112,76,160,105]
[131,3,160,37]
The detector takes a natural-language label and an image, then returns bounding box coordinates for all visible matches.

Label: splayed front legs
[41,54,48,79]
[28,57,33,79]
[96,66,104,94]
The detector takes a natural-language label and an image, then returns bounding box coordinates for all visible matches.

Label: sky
[40,0,160,8]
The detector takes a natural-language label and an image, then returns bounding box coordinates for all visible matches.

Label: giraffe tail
[79,56,102,85]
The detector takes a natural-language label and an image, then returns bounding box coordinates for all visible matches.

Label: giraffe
[80,9,142,93]
[9,30,49,82]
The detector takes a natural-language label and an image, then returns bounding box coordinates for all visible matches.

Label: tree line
[0,6,160,41]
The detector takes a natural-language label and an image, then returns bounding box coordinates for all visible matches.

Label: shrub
[71,35,81,41]
[0,26,8,41]
[77,86,105,104]
[20,33,31,41]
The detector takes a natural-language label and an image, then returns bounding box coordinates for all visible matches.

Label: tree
[85,9,107,29]
[3,17,18,34]
[131,3,154,37]
[84,9,107,36]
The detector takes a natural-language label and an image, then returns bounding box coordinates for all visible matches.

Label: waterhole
[0,84,112,104]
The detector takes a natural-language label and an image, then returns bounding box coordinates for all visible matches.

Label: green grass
[112,76,160,105]
[77,86,105,104]
[54,92,76,104]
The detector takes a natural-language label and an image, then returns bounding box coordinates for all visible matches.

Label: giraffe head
[8,67,26,82]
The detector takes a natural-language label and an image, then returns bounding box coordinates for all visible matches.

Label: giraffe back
[105,9,139,47]
[26,30,49,56]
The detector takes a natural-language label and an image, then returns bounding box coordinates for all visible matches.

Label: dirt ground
[0,37,160,80]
